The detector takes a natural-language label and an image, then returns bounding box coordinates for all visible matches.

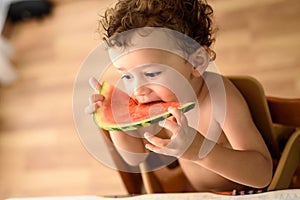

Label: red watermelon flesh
[93,81,195,131]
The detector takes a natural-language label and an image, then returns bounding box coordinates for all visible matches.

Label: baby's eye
[144,71,162,78]
[121,74,133,80]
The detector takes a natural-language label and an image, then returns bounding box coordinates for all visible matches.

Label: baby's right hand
[85,77,105,114]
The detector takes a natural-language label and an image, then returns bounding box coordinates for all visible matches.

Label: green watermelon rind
[93,102,195,131]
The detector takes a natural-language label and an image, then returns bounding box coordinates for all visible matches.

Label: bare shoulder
[203,72,245,102]
[221,75,251,114]
[201,72,249,121]
[205,73,268,151]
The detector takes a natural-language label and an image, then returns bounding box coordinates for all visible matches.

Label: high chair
[228,76,300,191]
[102,75,300,194]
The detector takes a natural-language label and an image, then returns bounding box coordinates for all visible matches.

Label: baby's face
[111,48,195,104]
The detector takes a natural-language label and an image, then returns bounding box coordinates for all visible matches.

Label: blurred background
[0,0,299,199]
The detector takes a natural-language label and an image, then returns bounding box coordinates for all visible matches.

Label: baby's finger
[84,102,101,114]
[89,94,105,104]
[144,132,170,148]
[84,105,94,114]
[159,119,179,134]
[168,107,183,125]
[89,77,101,91]
[145,143,159,153]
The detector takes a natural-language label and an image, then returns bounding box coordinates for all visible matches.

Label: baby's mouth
[134,98,164,105]
[133,95,162,105]
[140,100,166,105]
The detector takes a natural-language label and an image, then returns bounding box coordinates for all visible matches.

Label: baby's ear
[189,47,210,77]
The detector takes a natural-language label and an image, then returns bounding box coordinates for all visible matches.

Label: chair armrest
[268,129,300,190]
[267,97,300,127]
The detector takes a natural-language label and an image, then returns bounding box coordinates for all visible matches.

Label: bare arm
[85,77,148,166]
[191,77,273,188]
[109,130,149,166]
[145,76,273,188]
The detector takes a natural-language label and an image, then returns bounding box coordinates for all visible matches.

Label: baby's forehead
[111,49,184,71]
[107,27,197,63]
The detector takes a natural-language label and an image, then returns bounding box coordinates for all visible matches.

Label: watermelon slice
[93,81,195,131]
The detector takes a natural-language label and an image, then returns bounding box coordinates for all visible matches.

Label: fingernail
[84,106,94,114]
[89,77,96,90]
[144,132,150,138]
[89,77,100,91]
[96,101,102,107]
[158,120,165,127]
[145,144,151,150]
[89,96,94,104]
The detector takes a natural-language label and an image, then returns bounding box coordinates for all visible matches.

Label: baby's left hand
[144,107,197,159]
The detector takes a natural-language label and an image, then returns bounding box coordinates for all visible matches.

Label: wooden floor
[0,0,299,199]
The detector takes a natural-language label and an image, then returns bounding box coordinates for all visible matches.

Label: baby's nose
[133,85,152,96]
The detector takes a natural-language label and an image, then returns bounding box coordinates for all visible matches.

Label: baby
[85,0,273,193]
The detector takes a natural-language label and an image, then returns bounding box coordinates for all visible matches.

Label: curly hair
[99,0,216,59]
